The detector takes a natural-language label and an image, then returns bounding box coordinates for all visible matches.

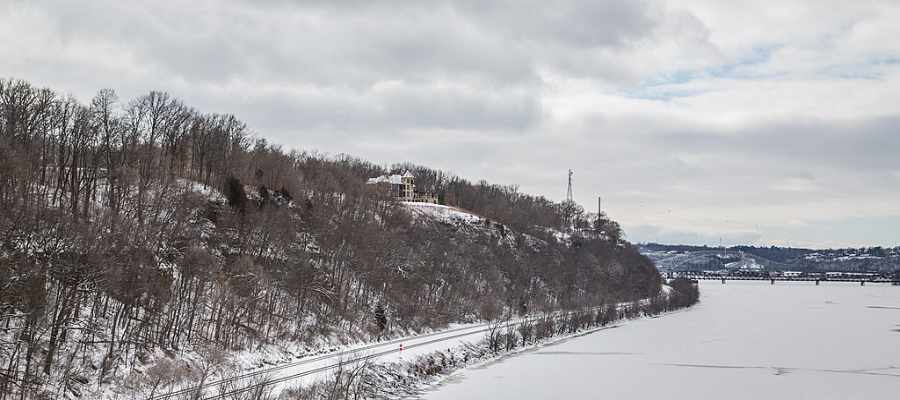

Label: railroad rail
[149,304,630,400]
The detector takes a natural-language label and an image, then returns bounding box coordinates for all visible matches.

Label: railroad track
[151,304,632,399]
[199,321,535,399]
[150,321,497,399]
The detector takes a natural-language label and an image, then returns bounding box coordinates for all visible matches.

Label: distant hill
[640,243,900,273]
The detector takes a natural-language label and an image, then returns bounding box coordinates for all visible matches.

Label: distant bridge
[670,271,900,285]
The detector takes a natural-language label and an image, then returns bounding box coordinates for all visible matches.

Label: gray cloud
[657,116,900,173]
[456,0,658,48]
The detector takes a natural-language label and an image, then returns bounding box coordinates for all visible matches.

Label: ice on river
[416,281,900,400]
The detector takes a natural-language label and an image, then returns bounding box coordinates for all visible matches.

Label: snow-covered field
[416,281,900,400]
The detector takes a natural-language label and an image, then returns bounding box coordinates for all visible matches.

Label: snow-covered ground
[147,321,489,398]
[402,202,482,224]
[265,321,493,393]
[157,311,577,398]
[416,281,900,400]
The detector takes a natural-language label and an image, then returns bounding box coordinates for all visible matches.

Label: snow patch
[402,202,482,224]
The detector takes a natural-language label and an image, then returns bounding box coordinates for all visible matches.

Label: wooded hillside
[0,79,661,399]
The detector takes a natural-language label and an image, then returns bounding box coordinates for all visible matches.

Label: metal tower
[564,169,574,231]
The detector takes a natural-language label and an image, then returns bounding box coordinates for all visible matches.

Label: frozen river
[416,281,900,400]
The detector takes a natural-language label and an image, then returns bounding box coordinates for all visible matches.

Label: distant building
[366,171,438,203]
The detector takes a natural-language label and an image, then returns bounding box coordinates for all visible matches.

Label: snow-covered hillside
[402,202,483,224]
[642,244,900,273]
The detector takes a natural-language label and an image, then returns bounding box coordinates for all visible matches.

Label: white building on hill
[367,171,438,203]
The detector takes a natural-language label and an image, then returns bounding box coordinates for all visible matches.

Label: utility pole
[564,169,574,232]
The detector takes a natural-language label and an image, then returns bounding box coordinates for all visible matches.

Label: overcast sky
[4,0,900,248]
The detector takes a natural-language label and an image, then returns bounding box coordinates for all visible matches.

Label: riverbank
[281,288,700,399]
